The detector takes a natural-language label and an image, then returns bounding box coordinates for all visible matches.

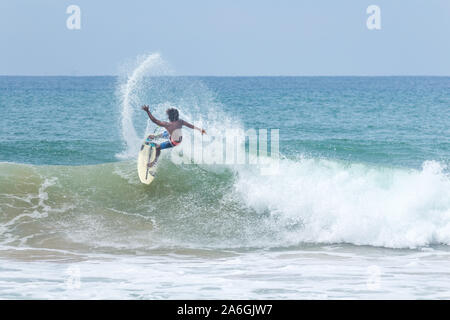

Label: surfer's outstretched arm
[182,120,206,135]
[141,105,167,127]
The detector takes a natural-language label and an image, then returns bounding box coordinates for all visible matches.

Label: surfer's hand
[141,105,149,112]
[201,129,206,135]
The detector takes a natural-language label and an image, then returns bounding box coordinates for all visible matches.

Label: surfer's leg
[147,140,174,167]
[159,140,174,151]
[147,144,160,167]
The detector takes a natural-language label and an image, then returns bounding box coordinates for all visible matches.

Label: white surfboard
[137,139,157,184]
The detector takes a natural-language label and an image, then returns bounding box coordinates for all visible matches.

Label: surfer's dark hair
[166,108,179,122]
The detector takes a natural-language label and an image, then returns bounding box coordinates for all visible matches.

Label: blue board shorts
[159,131,175,150]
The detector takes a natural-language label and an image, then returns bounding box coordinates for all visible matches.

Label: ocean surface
[1,54,450,299]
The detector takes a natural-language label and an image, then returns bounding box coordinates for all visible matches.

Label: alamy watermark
[65,5,381,31]
[66,5,81,30]
[366,265,382,290]
[64,265,81,289]
[162,125,280,175]
[367,5,381,30]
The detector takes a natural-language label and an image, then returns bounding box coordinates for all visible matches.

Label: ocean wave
[0,157,449,252]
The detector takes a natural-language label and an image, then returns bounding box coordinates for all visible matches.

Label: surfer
[141,105,206,166]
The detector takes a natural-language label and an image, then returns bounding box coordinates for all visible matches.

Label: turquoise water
[1,76,449,167]
[1,55,450,299]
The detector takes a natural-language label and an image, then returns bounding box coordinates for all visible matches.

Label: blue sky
[1,0,450,75]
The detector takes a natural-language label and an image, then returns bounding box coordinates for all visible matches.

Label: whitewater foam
[235,158,450,248]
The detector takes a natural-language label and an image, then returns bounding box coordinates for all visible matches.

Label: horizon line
[1,74,450,77]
